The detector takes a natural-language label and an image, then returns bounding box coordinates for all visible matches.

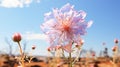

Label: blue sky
[0,0,120,56]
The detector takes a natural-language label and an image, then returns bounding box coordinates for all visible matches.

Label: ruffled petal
[41,3,92,52]
[60,3,74,13]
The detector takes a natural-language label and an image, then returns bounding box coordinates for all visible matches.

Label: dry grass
[0,55,120,67]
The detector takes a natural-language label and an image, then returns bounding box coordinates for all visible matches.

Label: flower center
[63,24,70,31]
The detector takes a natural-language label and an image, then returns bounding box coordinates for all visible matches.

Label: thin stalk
[62,49,65,58]
[29,57,33,63]
[72,49,81,64]
[47,51,51,67]
[18,42,25,67]
[69,52,72,67]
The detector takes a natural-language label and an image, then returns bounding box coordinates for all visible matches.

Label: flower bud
[12,33,22,42]
[112,46,117,52]
[92,53,95,57]
[80,39,84,45]
[47,47,51,52]
[75,44,79,48]
[114,39,119,44]
[32,45,36,50]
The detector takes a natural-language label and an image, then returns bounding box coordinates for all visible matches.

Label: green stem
[18,42,25,67]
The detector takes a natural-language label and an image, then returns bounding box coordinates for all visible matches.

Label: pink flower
[75,39,84,48]
[112,46,117,52]
[92,52,95,57]
[114,38,119,44]
[41,3,92,52]
[12,33,22,42]
[32,45,36,50]
[47,47,51,52]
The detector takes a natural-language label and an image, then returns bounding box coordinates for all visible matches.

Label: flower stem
[17,42,25,67]
[72,49,81,64]
[69,52,72,67]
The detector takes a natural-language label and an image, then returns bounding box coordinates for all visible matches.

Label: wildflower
[80,39,84,45]
[41,3,92,52]
[114,39,119,44]
[47,47,51,52]
[32,45,36,50]
[92,52,95,57]
[112,46,117,52]
[12,33,22,42]
[75,39,84,48]
[12,32,24,67]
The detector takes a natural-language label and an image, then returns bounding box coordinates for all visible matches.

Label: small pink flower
[75,44,79,48]
[114,39,119,44]
[80,39,84,45]
[12,33,22,42]
[112,46,117,52]
[75,39,84,48]
[92,52,95,57]
[47,47,51,52]
[32,45,36,50]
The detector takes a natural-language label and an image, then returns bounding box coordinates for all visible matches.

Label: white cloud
[23,33,47,40]
[0,0,40,8]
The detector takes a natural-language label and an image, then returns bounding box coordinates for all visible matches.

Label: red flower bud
[12,33,22,42]
[80,39,84,45]
[92,53,95,57]
[114,39,119,44]
[112,46,117,52]
[47,47,51,52]
[75,44,79,48]
[32,45,36,50]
